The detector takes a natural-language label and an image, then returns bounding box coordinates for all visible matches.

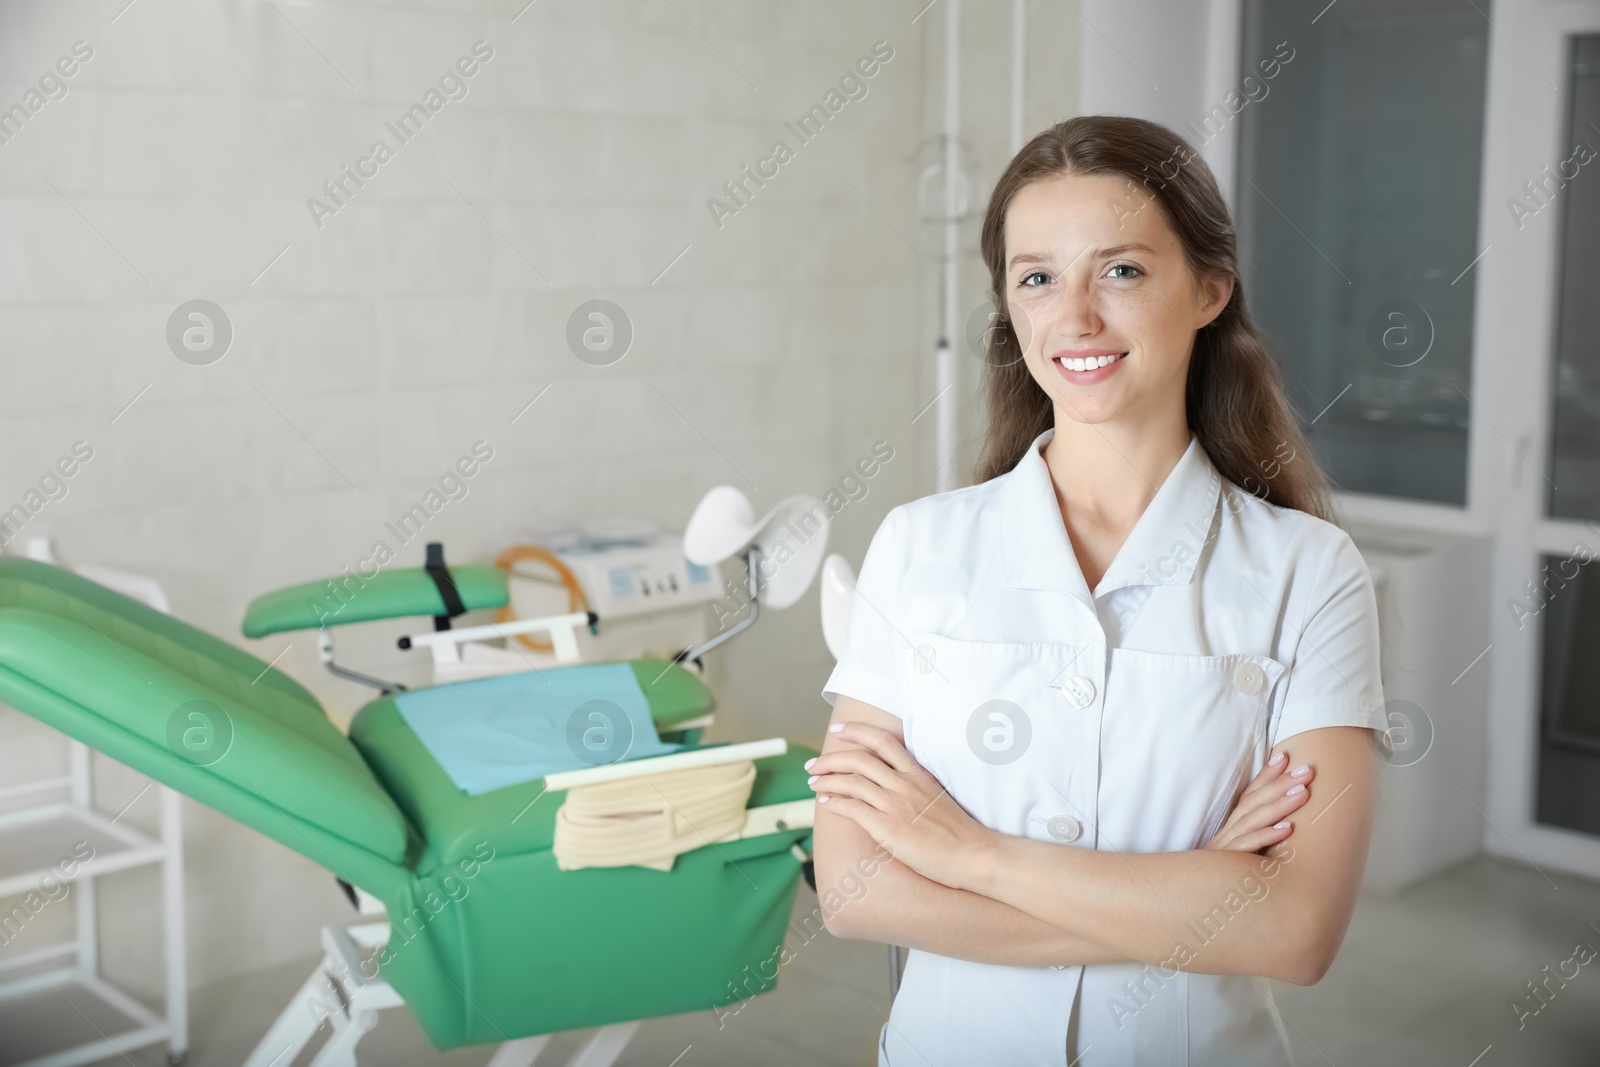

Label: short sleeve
[820,506,909,719]
[1269,529,1387,748]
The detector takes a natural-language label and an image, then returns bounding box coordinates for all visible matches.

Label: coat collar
[1000,426,1223,606]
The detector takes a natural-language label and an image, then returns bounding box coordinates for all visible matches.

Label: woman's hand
[805,720,996,892]
[808,725,1315,887]
[1203,749,1315,854]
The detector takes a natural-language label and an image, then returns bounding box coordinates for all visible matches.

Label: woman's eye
[1018,270,1050,288]
[1108,263,1143,280]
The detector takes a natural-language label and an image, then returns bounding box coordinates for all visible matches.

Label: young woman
[807,115,1385,1066]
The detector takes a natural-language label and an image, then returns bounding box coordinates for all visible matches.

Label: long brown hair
[973,115,1334,522]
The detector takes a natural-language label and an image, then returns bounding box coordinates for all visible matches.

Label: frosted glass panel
[1236,0,1489,505]
[1547,36,1600,521]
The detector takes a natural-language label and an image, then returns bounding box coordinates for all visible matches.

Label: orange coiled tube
[493,545,590,652]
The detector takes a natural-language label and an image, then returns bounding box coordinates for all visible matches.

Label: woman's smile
[1052,348,1128,384]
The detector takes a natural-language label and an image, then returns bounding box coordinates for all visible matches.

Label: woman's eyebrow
[1008,242,1156,270]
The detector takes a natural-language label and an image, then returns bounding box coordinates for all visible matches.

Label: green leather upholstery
[0,558,819,1050]
[0,558,414,896]
[242,564,509,637]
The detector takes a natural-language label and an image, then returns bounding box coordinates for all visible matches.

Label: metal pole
[162,786,189,1062]
[937,0,962,493]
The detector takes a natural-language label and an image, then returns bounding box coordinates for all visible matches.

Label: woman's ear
[1200,272,1235,326]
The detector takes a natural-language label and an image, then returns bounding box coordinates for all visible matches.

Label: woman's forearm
[815,812,1126,968]
[969,832,1306,978]
[844,855,1129,967]
[959,728,1377,986]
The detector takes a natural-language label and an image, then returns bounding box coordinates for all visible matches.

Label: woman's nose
[1045,285,1102,341]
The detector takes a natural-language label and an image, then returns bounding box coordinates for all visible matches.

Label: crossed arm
[810,694,1376,986]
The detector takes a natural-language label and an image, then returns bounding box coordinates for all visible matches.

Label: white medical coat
[821,426,1386,1067]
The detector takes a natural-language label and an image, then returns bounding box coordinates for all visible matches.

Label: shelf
[0,803,163,898]
[0,736,187,1064]
[0,967,169,1067]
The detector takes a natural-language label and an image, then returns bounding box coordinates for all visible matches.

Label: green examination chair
[0,557,819,1065]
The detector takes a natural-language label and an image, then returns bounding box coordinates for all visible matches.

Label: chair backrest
[0,558,413,897]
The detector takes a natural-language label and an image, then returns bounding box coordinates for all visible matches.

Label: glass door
[1235,0,1490,506]
[1480,6,1600,881]
[1534,35,1600,840]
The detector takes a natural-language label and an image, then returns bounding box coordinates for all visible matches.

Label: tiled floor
[27,855,1600,1066]
[1275,855,1600,1066]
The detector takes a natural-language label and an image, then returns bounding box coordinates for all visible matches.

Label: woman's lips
[1053,351,1127,384]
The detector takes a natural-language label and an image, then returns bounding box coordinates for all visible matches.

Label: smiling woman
[810,115,1385,1067]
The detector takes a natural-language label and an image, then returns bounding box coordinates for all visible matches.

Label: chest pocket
[1099,647,1287,854]
[900,631,1102,840]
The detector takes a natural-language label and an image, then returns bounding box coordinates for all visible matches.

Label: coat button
[1234,662,1266,696]
[1060,676,1096,709]
[1046,814,1082,843]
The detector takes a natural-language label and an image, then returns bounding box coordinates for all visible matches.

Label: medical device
[0,485,832,1067]
[819,553,858,662]
[495,520,722,669]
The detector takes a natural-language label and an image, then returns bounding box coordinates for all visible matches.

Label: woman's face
[1002,171,1232,429]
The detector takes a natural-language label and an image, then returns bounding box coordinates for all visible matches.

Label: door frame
[1475,0,1600,882]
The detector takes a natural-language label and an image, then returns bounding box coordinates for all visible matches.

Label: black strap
[424,542,466,631]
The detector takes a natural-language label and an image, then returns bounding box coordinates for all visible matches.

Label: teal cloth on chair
[393,662,684,795]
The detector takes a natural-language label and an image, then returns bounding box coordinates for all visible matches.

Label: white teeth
[1058,353,1126,372]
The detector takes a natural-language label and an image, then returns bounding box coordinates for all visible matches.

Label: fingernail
[1290,763,1309,777]
[818,795,830,803]
[804,758,816,770]
[829,723,844,733]
[1274,820,1290,829]
[1285,783,1305,796]
[807,775,818,785]
[1269,751,1287,766]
